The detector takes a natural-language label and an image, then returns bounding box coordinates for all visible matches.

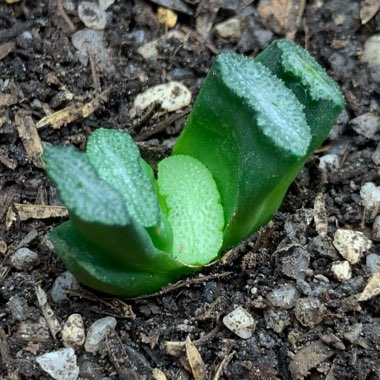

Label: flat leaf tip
[86,128,161,228]
[214,53,311,158]
[43,144,130,227]
[275,39,345,106]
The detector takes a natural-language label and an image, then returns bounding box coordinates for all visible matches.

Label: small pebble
[214,18,242,40]
[350,113,380,140]
[203,281,218,303]
[10,248,39,270]
[358,272,380,301]
[80,360,106,380]
[308,236,339,259]
[318,153,340,172]
[361,34,380,66]
[360,182,380,220]
[333,229,372,264]
[62,314,86,348]
[137,30,186,60]
[372,216,380,241]
[263,308,290,333]
[7,295,32,321]
[331,260,352,282]
[280,246,310,280]
[129,81,191,118]
[51,271,80,302]
[222,306,256,339]
[294,298,327,327]
[343,323,363,343]
[366,253,380,274]
[266,283,299,309]
[84,317,117,353]
[296,279,312,295]
[157,6,177,28]
[36,347,79,380]
[78,1,107,29]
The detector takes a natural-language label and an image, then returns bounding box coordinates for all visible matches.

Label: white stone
[10,248,39,270]
[360,182,380,220]
[36,347,79,380]
[350,113,380,140]
[361,34,380,66]
[62,314,85,348]
[78,1,107,30]
[51,271,80,302]
[333,229,372,264]
[222,306,256,339]
[84,316,117,353]
[214,18,242,40]
[98,0,114,10]
[130,81,191,118]
[318,153,340,172]
[331,260,352,282]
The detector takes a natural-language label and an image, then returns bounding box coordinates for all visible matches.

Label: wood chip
[0,148,17,170]
[36,89,111,129]
[185,336,207,380]
[0,326,19,379]
[258,0,306,39]
[211,351,235,380]
[360,0,380,24]
[0,264,11,283]
[14,203,68,221]
[0,41,15,61]
[5,206,16,230]
[14,112,44,168]
[313,193,328,237]
[0,238,7,255]
[35,284,62,339]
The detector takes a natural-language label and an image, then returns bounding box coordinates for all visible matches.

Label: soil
[1,0,380,379]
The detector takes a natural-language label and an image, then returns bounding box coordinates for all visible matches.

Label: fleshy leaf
[255,39,345,154]
[157,155,224,265]
[50,221,190,297]
[43,146,130,226]
[86,128,160,227]
[174,53,311,248]
[44,145,176,272]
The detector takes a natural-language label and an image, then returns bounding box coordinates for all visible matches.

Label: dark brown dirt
[1,1,380,379]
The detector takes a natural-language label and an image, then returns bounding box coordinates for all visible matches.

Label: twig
[56,0,76,32]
